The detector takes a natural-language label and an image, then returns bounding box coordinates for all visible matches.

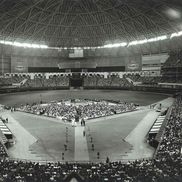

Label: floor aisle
[74,126,89,161]
[2,111,41,161]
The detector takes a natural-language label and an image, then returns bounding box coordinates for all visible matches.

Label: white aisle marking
[74,126,89,161]
[124,110,160,159]
[2,112,41,161]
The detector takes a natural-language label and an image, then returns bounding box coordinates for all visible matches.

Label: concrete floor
[0,90,174,163]
[0,89,170,107]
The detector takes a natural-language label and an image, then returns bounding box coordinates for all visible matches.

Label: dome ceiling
[0,0,182,47]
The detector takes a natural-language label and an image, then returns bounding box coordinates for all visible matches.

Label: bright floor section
[74,126,89,161]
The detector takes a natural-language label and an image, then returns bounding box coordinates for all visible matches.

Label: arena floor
[85,109,151,162]
[0,90,173,162]
[0,89,169,106]
[6,112,75,161]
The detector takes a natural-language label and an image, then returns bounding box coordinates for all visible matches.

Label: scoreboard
[69,49,84,58]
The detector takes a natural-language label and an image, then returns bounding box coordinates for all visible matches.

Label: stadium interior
[0,0,181,182]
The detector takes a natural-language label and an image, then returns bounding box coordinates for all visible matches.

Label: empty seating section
[148,114,166,147]
[163,51,182,68]
[149,115,165,137]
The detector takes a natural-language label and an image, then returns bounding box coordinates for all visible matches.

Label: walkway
[123,97,174,160]
[123,110,158,160]
[74,126,89,161]
[1,111,41,161]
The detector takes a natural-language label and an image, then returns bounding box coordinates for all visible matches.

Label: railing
[153,105,173,158]
[0,86,69,94]
[7,157,152,165]
[0,129,8,144]
[0,135,9,157]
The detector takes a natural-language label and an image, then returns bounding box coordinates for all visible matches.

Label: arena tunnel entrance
[70,73,83,89]
[70,78,83,88]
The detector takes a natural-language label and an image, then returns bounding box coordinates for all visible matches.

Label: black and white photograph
[0,0,181,181]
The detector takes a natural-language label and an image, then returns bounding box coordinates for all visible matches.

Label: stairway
[0,129,8,144]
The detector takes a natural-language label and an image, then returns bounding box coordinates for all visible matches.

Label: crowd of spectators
[84,73,182,88]
[23,75,69,88]
[155,94,182,168]
[125,74,182,84]
[1,71,182,90]
[0,142,7,158]
[0,74,69,88]
[18,100,136,122]
[0,158,180,182]
[0,75,26,87]
[0,117,8,158]
[0,94,181,181]
[84,75,133,88]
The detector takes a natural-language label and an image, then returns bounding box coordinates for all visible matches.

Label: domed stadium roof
[0,0,182,47]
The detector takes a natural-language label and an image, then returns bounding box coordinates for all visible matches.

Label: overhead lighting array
[170,31,182,39]
[0,40,48,49]
[128,35,167,47]
[103,42,127,48]
[0,30,182,50]
[59,32,180,50]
